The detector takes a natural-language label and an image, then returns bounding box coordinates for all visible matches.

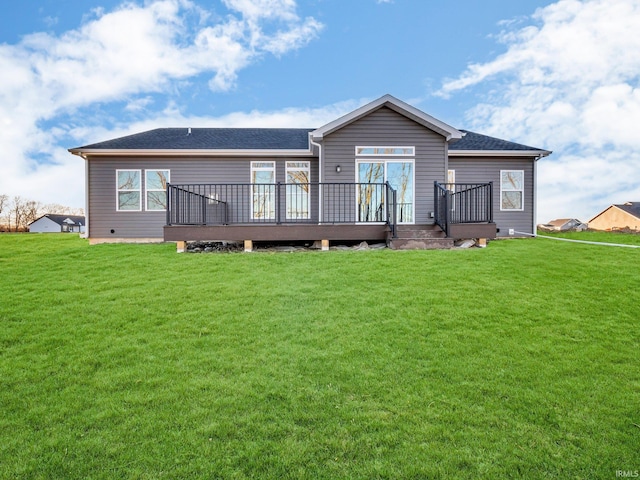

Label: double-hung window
[500,170,524,211]
[145,170,170,211]
[251,161,276,220]
[286,161,310,220]
[116,170,141,211]
[116,169,170,211]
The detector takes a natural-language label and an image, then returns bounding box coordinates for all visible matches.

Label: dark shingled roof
[75,128,314,150]
[73,127,547,153]
[616,202,640,219]
[450,130,547,151]
[35,214,85,226]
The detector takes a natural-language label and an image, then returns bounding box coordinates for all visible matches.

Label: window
[251,161,275,220]
[356,146,414,156]
[500,170,524,211]
[286,161,310,220]
[117,170,141,211]
[145,170,170,211]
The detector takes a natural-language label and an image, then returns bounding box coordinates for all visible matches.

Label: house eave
[449,149,552,158]
[68,148,315,157]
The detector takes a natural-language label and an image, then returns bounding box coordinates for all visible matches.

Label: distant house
[539,218,587,232]
[28,214,86,233]
[588,202,640,231]
[68,94,551,250]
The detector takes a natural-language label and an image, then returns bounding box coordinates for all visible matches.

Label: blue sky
[1,0,639,223]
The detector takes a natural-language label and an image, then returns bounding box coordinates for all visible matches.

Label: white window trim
[355,146,415,157]
[250,161,276,220]
[285,161,311,220]
[144,169,170,211]
[500,170,525,212]
[116,169,141,212]
[355,158,415,225]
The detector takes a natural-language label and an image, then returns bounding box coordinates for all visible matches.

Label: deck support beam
[176,241,187,253]
[321,239,329,251]
[244,240,253,252]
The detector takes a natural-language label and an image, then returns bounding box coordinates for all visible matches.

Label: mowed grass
[0,233,638,479]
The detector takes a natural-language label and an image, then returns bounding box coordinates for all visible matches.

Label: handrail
[167,182,395,227]
[434,182,493,236]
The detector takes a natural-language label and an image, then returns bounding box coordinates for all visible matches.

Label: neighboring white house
[28,214,86,233]
[538,218,587,232]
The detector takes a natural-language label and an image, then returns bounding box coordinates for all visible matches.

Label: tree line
[0,194,84,232]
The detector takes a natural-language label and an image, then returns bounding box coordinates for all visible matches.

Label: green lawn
[0,233,638,479]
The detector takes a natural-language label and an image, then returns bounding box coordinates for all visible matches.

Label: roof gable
[31,214,85,226]
[616,202,640,219]
[311,94,463,142]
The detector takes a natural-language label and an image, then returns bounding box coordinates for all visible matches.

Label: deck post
[176,241,187,253]
[244,240,253,252]
[321,239,329,251]
[477,238,487,248]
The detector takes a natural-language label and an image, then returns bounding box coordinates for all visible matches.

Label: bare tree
[0,194,8,231]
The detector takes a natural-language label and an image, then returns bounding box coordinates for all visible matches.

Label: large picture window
[500,170,524,211]
[116,170,141,211]
[251,161,275,220]
[145,170,170,211]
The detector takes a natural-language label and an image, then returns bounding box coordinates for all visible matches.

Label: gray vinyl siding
[321,106,446,224]
[87,156,317,239]
[448,156,536,237]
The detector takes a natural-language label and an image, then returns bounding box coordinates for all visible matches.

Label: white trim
[500,170,525,212]
[116,169,142,212]
[355,146,415,156]
[83,155,89,238]
[285,161,311,220]
[70,148,313,157]
[356,158,415,224]
[449,150,551,158]
[250,161,276,220]
[144,169,170,211]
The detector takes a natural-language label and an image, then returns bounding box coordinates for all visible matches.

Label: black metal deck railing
[434,182,493,236]
[167,182,398,235]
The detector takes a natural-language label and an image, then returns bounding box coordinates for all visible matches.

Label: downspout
[81,152,90,239]
[533,155,538,236]
[309,134,323,223]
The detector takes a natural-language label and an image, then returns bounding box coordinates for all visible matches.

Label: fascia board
[449,150,552,158]
[69,148,315,157]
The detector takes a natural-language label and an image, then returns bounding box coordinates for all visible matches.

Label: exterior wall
[87,155,317,240]
[28,217,62,233]
[448,156,536,237]
[321,106,446,224]
[589,207,640,231]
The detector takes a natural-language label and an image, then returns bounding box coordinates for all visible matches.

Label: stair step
[387,225,453,249]
[389,237,454,250]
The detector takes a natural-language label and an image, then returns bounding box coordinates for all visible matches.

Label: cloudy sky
[1,0,639,223]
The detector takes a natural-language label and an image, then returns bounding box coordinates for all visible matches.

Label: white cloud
[0,0,323,209]
[439,0,640,223]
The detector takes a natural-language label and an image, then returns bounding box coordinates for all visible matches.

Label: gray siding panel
[88,156,317,239]
[322,107,446,224]
[448,157,536,237]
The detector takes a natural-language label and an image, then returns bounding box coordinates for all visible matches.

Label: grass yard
[0,233,639,479]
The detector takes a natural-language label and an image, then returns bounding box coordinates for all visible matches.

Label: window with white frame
[286,161,310,219]
[116,170,141,211]
[356,146,414,156]
[500,170,524,211]
[145,170,170,211]
[251,161,276,220]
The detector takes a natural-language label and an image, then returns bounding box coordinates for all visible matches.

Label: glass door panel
[357,162,385,222]
[386,161,414,223]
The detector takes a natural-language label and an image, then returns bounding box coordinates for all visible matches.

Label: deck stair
[388,225,454,250]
